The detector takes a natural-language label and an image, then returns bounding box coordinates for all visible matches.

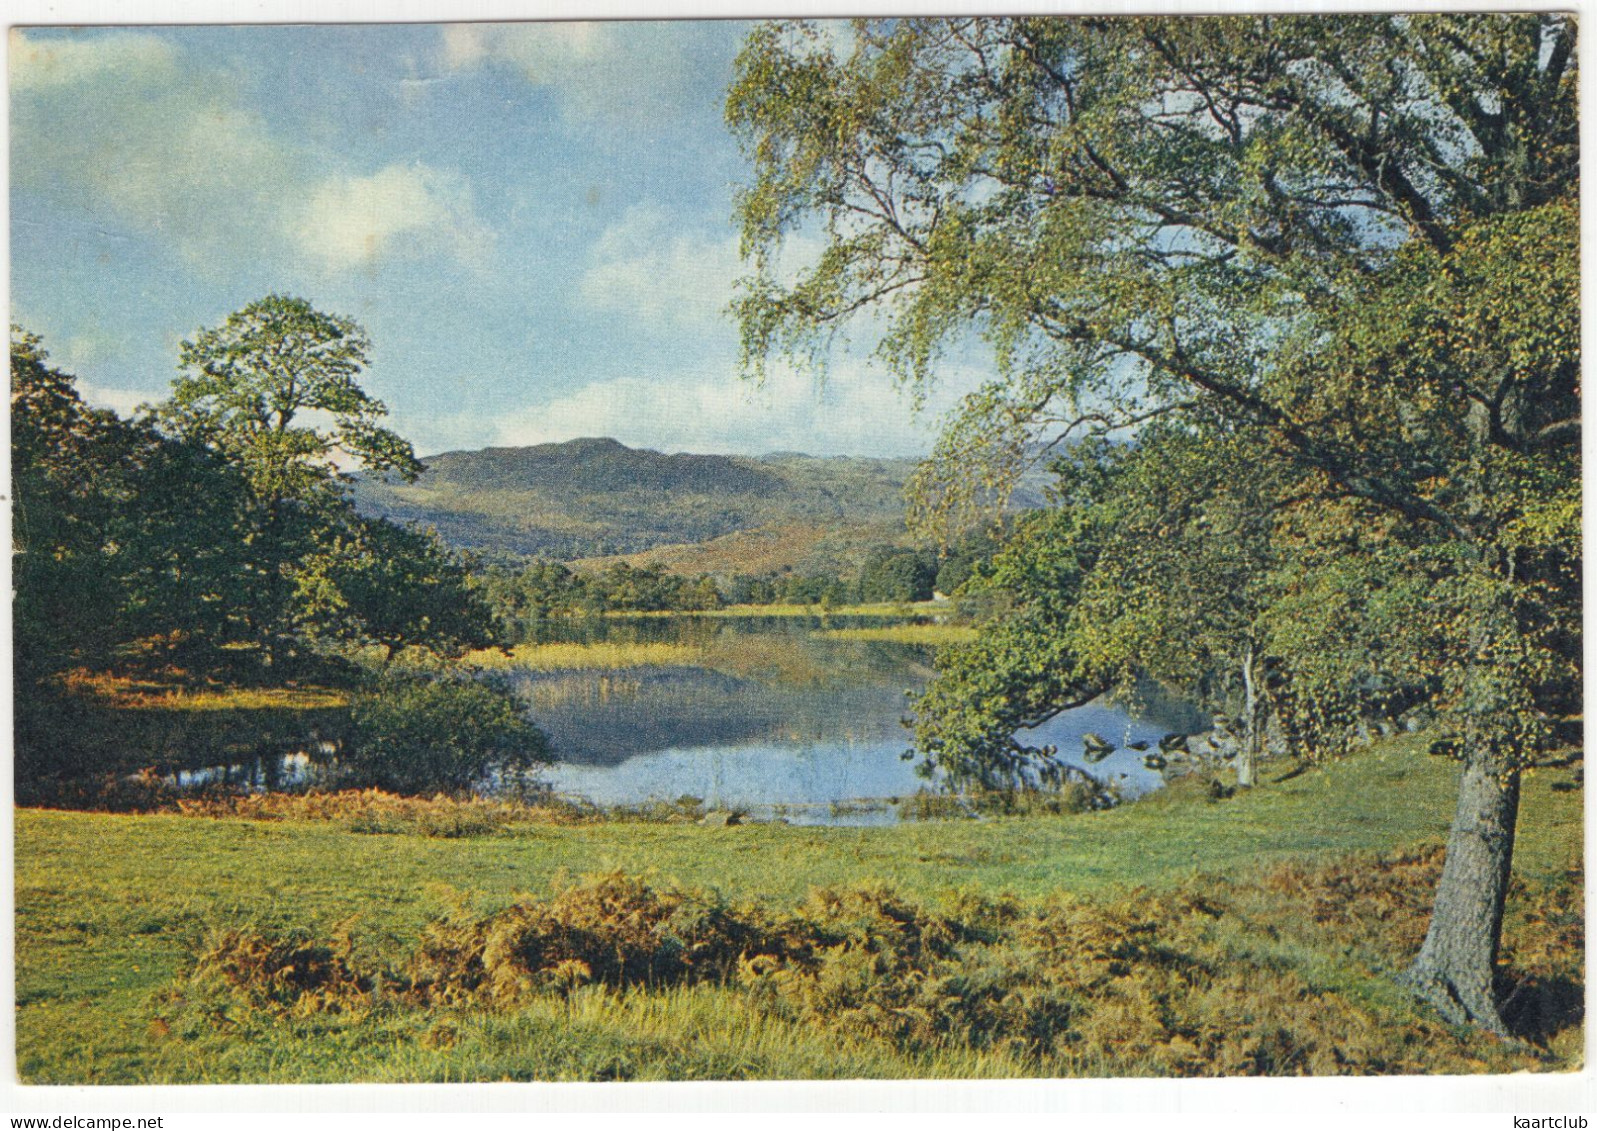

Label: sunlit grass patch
[468,642,707,671]
[618,602,934,619]
[472,633,907,687]
[819,624,977,646]
[60,670,349,711]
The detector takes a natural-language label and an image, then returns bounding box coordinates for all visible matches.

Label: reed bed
[818,624,977,646]
[468,641,707,671]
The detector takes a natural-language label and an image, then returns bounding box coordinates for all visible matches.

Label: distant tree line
[476,529,1005,635]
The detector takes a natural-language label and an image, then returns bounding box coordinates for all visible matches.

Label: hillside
[573,519,914,577]
[355,437,1055,567]
[353,438,929,562]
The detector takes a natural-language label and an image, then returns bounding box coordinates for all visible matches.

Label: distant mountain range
[351,438,930,565]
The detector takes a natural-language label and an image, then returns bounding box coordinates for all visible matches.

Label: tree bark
[1236,645,1259,789]
[1402,737,1522,1034]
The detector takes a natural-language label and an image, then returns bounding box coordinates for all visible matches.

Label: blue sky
[10,20,975,458]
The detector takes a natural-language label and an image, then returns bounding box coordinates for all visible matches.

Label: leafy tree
[1282,201,1581,1026]
[912,505,1107,792]
[12,327,256,677]
[781,571,854,607]
[727,572,781,605]
[934,525,1004,598]
[1063,429,1295,787]
[12,328,130,680]
[289,517,499,662]
[859,547,937,603]
[728,14,1577,1031]
[161,294,422,508]
[154,295,430,662]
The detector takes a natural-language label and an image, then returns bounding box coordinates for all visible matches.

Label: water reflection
[144,615,1204,828]
[516,666,914,765]
[523,615,1203,823]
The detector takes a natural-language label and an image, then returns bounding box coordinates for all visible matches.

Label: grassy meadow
[14,731,1583,1083]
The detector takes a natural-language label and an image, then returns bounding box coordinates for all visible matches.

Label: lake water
[515,615,1205,825]
[155,614,1205,824]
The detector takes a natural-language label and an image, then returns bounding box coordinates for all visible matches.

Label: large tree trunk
[1402,737,1521,1035]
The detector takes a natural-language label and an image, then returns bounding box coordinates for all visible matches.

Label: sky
[9,20,978,459]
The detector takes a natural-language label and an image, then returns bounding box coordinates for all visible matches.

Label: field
[14,732,1583,1083]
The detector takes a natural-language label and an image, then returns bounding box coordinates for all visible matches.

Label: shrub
[346,669,550,795]
[180,922,374,1020]
[406,872,783,1007]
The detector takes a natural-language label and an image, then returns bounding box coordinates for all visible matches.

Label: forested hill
[352,437,967,560]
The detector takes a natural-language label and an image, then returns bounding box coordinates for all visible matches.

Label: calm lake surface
[161,614,1205,824]
[515,615,1205,825]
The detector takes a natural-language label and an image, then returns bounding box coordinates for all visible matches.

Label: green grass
[14,733,1583,1082]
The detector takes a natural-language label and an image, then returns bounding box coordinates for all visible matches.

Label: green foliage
[910,505,1105,790]
[11,326,258,681]
[729,17,1579,1024]
[478,541,958,637]
[289,516,498,659]
[14,306,509,727]
[479,559,727,631]
[347,669,550,796]
[729,16,1579,768]
[858,546,937,603]
[934,524,1005,596]
[161,294,421,506]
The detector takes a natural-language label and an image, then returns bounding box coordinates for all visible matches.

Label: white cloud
[436,21,709,123]
[441,21,610,74]
[11,30,491,276]
[295,164,491,272]
[9,30,176,91]
[484,358,979,459]
[76,379,163,420]
[579,206,741,331]
[13,34,294,265]
[578,206,834,333]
